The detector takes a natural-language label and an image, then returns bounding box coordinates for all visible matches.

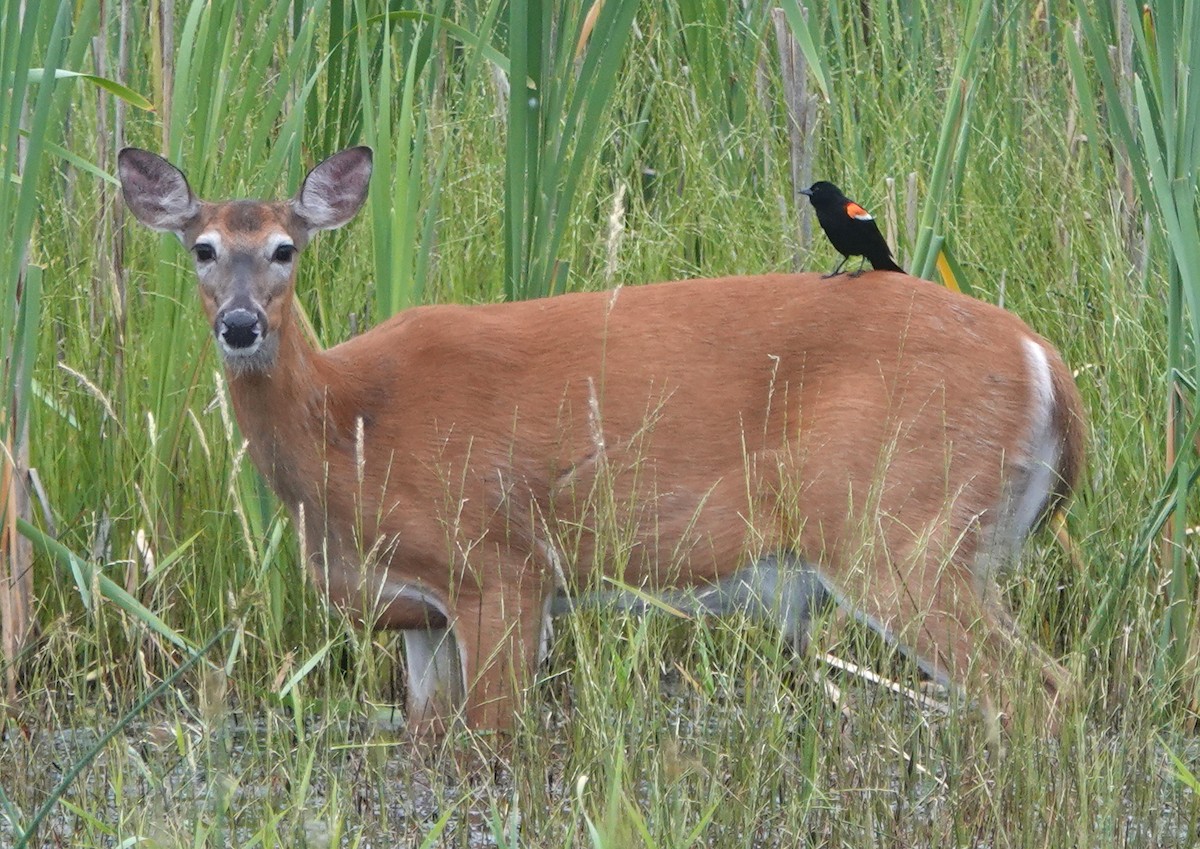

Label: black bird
[801,181,903,277]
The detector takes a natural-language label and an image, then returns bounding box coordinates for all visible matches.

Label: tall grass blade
[18,518,192,651]
[25,68,154,110]
[776,0,833,104]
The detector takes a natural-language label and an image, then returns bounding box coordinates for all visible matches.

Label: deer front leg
[403,628,464,740]
[451,578,549,735]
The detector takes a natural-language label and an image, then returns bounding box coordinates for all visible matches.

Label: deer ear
[290,147,373,235]
[117,148,200,238]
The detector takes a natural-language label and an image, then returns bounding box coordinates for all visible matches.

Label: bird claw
[821,271,845,280]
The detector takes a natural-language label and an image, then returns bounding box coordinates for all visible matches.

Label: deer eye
[272,244,296,263]
[193,243,216,263]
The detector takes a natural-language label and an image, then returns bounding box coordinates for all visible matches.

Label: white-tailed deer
[118,146,1085,737]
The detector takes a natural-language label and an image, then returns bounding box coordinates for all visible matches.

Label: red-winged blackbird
[801,181,904,277]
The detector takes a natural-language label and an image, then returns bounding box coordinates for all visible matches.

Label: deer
[117,146,1085,740]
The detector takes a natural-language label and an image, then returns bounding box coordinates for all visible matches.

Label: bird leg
[822,256,849,279]
[849,256,869,278]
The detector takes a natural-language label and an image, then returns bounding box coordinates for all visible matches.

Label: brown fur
[234,273,1084,732]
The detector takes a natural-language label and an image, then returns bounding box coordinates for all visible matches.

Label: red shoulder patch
[845,201,873,221]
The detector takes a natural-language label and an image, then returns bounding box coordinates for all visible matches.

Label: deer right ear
[118,148,200,238]
[290,146,373,236]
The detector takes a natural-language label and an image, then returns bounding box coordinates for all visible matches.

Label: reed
[1070,0,1200,708]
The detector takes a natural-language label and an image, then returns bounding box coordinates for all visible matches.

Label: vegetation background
[2,0,1199,845]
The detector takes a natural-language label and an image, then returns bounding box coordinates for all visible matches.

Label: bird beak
[799,187,813,197]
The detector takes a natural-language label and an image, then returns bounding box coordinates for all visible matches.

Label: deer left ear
[290,147,373,236]
[118,148,201,239]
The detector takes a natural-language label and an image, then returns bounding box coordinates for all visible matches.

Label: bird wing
[844,201,873,221]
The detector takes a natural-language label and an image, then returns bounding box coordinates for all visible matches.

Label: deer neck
[224,306,358,515]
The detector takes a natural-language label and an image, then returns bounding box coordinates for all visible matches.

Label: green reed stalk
[504,0,640,301]
[908,0,993,279]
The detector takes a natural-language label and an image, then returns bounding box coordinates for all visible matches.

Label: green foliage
[503,0,641,299]
[0,0,67,579]
[1070,0,1200,701]
[6,625,229,848]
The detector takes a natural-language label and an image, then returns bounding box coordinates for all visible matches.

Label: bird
[800,181,904,278]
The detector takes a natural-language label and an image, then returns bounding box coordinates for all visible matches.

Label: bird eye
[272,244,296,263]
[193,243,216,262]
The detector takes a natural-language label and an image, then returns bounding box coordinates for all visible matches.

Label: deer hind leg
[857,542,1071,731]
[973,582,1072,725]
[970,521,1073,724]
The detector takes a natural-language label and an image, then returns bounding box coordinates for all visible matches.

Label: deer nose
[217,308,264,350]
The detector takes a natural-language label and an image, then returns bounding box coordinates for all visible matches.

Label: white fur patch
[194,231,223,255]
[264,232,295,258]
[1012,337,1061,544]
[297,178,341,227]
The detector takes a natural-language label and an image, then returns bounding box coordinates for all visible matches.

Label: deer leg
[403,628,464,739]
[974,585,1073,723]
[867,557,1072,729]
[452,582,548,735]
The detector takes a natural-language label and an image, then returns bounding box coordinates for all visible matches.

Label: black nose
[218,308,263,349]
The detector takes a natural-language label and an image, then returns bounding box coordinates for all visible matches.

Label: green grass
[2,0,1198,845]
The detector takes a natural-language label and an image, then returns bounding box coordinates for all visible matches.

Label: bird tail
[872,255,904,273]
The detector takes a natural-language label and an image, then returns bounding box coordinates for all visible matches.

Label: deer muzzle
[216,306,266,355]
